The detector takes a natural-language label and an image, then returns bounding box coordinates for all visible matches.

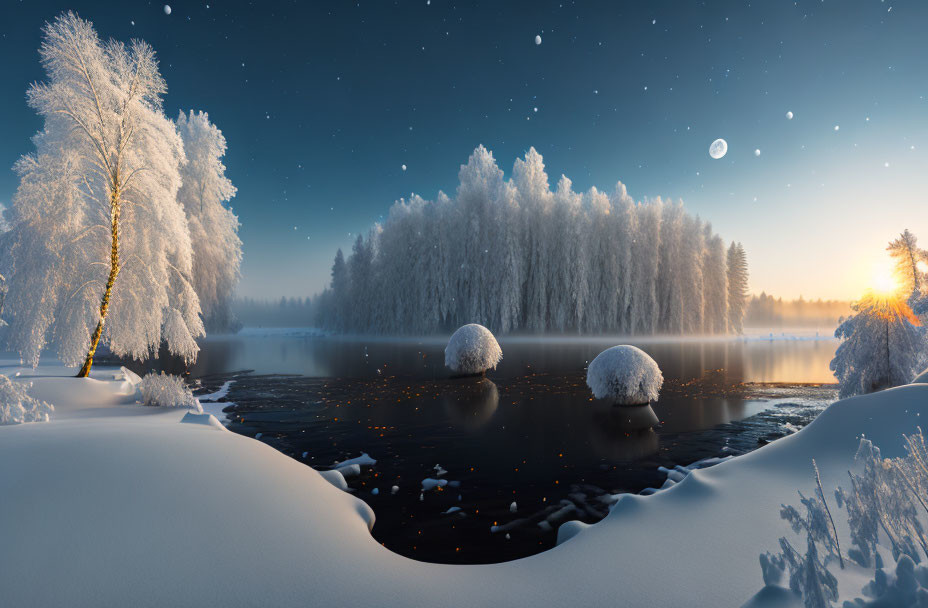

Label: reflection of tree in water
[589,408,660,461]
[443,377,499,430]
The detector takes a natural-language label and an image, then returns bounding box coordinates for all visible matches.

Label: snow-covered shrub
[0,373,54,424]
[444,324,502,375]
[138,372,198,409]
[586,345,663,404]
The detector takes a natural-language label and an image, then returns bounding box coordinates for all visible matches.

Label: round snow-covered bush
[138,372,198,409]
[0,374,54,424]
[444,324,502,375]
[586,345,663,404]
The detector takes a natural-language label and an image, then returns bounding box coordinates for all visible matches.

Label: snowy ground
[2,356,927,607]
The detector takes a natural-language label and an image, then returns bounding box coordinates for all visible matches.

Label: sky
[0,0,926,302]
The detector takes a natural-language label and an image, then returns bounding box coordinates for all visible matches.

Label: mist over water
[191,329,839,385]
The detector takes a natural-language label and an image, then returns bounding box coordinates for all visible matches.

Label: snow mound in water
[444,324,502,375]
[0,374,54,424]
[586,345,663,404]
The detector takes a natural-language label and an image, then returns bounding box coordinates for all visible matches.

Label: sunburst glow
[871,257,901,295]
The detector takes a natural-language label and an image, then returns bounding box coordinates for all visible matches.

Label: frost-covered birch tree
[317,145,744,336]
[3,12,202,375]
[175,110,241,333]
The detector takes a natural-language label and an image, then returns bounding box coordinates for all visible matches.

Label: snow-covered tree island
[315,146,751,336]
[0,13,242,376]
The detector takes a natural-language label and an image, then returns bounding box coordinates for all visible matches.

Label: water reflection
[443,377,499,430]
[589,409,660,460]
[192,332,839,385]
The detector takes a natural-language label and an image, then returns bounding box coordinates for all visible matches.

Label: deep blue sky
[1,1,926,300]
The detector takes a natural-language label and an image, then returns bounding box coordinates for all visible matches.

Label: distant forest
[744,293,851,330]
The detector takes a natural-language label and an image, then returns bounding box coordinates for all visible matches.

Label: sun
[870,257,900,296]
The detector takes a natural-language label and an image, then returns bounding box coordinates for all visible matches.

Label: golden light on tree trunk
[77,182,121,378]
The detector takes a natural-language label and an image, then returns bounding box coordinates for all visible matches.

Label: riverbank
[1,357,926,606]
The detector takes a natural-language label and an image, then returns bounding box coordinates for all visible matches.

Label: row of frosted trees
[316,146,749,336]
[0,13,241,374]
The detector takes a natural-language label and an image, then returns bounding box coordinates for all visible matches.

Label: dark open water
[165,330,838,564]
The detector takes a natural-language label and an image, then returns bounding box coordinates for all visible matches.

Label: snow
[180,412,225,429]
[422,478,448,491]
[197,381,234,402]
[336,463,362,478]
[444,324,503,375]
[586,344,663,403]
[334,452,377,467]
[4,357,928,606]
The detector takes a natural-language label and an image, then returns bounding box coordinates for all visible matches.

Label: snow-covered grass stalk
[138,372,198,409]
[760,428,928,606]
[812,458,844,569]
[0,374,54,424]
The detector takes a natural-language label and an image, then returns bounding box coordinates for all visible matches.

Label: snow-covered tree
[316,145,745,336]
[3,12,203,375]
[702,230,729,334]
[727,242,749,334]
[175,110,241,333]
[329,249,349,331]
[830,292,926,398]
[0,203,9,233]
[887,230,926,296]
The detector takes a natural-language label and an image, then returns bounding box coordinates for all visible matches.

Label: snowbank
[586,344,663,403]
[444,323,503,375]
[3,355,928,607]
